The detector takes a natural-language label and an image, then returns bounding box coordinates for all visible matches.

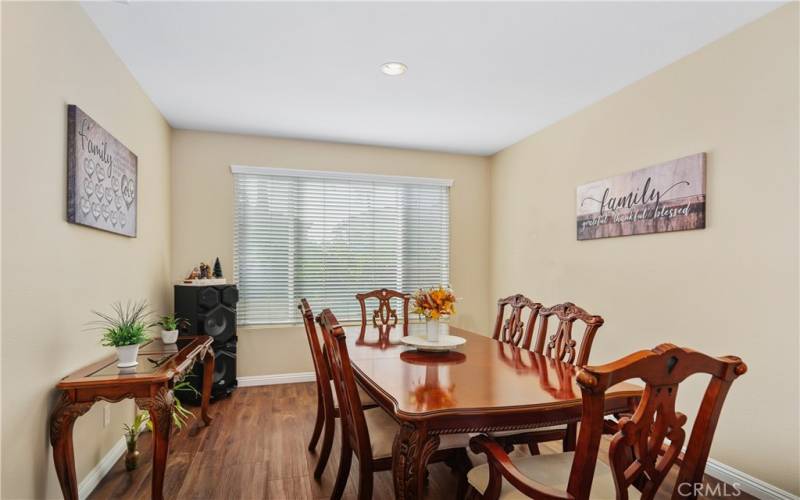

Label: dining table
[344,322,643,500]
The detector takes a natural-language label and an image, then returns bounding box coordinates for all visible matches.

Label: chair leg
[313,409,335,479]
[331,440,352,500]
[465,485,482,500]
[357,459,374,500]
[563,423,577,452]
[308,383,324,452]
[454,449,472,500]
[527,439,541,455]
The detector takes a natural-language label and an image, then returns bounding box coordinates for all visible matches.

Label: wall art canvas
[67,105,137,237]
[576,153,706,240]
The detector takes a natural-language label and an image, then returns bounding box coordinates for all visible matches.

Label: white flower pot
[116,344,140,368]
[426,318,441,342]
[161,329,179,344]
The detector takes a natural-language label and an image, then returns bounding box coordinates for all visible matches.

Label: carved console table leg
[200,346,215,426]
[50,393,93,500]
[137,387,174,500]
[392,422,440,500]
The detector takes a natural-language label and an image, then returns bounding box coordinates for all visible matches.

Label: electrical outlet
[103,403,111,427]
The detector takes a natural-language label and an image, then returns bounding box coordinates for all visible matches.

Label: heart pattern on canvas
[83,158,95,178]
[96,165,106,181]
[121,175,135,209]
[83,178,94,196]
[91,202,101,220]
[105,187,113,203]
[94,183,104,201]
[110,210,119,226]
[112,175,120,193]
[101,203,110,221]
[115,194,123,209]
[80,196,91,215]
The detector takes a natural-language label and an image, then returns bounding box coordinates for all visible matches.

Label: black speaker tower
[174,284,239,404]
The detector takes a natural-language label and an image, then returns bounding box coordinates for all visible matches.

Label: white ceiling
[82,1,782,156]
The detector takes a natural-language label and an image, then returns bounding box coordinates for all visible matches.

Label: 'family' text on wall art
[576,153,706,240]
[67,105,138,237]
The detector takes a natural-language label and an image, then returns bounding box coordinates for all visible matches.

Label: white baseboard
[705,458,798,500]
[78,436,127,500]
[237,371,315,387]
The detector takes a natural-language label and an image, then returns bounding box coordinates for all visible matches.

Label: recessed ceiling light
[380,62,407,76]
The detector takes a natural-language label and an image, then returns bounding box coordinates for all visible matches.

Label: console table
[50,336,214,500]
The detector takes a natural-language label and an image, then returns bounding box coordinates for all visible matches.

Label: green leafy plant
[89,300,152,347]
[141,380,200,432]
[123,410,150,448]
[155,313,187,331]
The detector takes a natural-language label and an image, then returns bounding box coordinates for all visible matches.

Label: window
[232,166,451,325]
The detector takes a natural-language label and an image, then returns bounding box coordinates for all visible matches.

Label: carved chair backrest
[533,302,604,366]
[317,308,373,462]
[298,299,334,394]
[492,294,542,349]
[356,288,410,329]
[568,344,747,500]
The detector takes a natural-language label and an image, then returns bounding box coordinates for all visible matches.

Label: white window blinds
[232,166,451,325]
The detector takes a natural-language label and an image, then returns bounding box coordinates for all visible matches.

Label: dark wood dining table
[344,323,642,500]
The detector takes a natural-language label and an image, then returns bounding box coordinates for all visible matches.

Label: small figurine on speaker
[183,257,226,285]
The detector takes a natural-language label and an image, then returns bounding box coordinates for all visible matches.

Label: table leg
[50,393,93,500]
[200,346,215,426]
[137,387,174,500]
[392,422,440,500]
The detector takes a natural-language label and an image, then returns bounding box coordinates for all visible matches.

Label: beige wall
[1,3,172,498]
[171,130,491,376]
[489,4,799,494]
[1,1,797,497]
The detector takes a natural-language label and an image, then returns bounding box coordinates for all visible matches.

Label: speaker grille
[200,305,235,344]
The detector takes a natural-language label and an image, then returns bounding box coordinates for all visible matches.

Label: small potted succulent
[155,313,186,345]
[90,300,151,367]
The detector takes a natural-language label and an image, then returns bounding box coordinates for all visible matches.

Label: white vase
[161,329,179,344]
[116,344,140,368]
[426,318,441,342]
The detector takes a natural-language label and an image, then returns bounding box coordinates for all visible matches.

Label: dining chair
[467,343,747,500]
[492,302,604,454]
[356,288,410,330]
[298,299,376,479]
[491,294,543,348]
[532,302,604,367]
[316,308,472,500]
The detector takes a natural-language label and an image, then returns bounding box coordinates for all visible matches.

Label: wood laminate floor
[89,383,754,500]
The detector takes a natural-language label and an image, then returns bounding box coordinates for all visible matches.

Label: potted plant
[155,314,186,344]
[123,380,199,471]
[90,300,151,367]
[123,410,149,471]
[412,287,457,342]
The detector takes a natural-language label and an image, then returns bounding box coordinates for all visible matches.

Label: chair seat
[467,451,640,500]
[488,424,565,438]
[363,408,471,459]
[330,380,375,408]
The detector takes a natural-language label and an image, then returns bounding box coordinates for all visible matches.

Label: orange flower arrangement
[412,286,456,320]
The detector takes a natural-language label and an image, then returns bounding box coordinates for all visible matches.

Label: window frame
[231,165,453,327]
